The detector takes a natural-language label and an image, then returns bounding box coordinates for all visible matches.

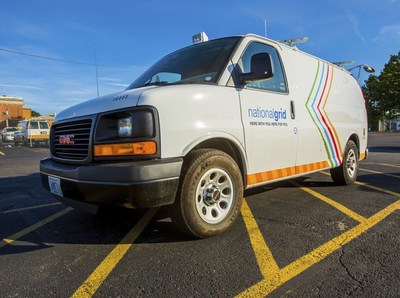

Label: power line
[0,47,146,70]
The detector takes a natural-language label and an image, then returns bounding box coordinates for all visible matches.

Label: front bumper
[40,157,183,212]
[4,135,14,141]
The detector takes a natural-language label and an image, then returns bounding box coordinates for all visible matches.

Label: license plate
[41,131,48,134]
[48,176,63,197]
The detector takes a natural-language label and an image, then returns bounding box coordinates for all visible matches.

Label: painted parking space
[63,165,400,297]
[238,174,400,297]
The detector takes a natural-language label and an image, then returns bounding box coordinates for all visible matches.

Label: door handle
[290,100,295,119]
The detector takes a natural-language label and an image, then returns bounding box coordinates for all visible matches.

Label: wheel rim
[346,149,357,178]
[195,168,234,224]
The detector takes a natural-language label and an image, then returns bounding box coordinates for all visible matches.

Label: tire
[330,140,359,185]
[171,149,243,238]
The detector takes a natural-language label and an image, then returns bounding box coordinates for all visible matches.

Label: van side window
[241,42,287,93]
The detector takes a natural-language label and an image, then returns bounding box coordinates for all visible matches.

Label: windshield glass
[127,37,241,90]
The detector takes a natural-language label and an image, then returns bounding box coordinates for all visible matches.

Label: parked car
[1,127,19,142]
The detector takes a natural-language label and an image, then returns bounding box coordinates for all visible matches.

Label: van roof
[243,33,351,75]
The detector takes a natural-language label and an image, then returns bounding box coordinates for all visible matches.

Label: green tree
[363,52,400,129]
[363,75,382,124]
[31,110,41,117]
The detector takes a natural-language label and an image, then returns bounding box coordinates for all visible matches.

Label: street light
[347,64,375,82]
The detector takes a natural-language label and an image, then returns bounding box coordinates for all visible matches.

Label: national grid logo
[248,107,288,127]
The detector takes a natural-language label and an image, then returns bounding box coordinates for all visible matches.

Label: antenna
[192,32,209,44]
[264,19,267,38]
[94,43,100,98]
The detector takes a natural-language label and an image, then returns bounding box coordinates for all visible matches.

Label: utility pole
[4,109,9,128]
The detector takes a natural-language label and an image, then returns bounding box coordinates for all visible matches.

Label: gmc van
[15,119,50,145]
[40,34,368,238]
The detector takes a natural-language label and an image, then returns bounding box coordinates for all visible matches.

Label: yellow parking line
[237,199,400,297]
[72,208,159,298]
[0,207,73,248]
[291,181,367,223]
[359,168,400,179]
[0,151,5,156]
[355,181,400,198]
[3,202,62,214]
[241,199,280,277]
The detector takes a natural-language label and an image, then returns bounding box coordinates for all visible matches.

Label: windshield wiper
[135,81,169,88]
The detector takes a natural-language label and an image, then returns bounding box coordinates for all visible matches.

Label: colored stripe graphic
[247,160,329,185]
[305,61,342,167]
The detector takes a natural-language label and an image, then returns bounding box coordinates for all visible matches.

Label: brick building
[0,96,31,128]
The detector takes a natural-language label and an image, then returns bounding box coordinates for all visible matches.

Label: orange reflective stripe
[247,161,330,185]
[30,135,49,139]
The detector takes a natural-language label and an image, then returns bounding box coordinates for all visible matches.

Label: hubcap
[195,168,234,224]
[346,149,357,178]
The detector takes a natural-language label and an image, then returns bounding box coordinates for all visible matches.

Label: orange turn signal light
[94,141,157,157]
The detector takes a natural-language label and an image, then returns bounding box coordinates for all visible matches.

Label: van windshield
[127,37,241,90]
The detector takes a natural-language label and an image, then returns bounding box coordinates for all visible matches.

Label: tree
[363,75,381,124]
[363,52,400,129]
[31,110,41,117]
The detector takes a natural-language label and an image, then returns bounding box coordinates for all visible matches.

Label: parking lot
[0,132,399,297]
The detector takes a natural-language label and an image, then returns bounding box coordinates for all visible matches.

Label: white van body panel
[137,84,246,159]
[282,49,368,169]
[55,87,157,121]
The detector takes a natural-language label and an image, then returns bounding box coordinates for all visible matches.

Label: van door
[237,42,298,186]
[27,121,50,141]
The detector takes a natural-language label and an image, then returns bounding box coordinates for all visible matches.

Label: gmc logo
[59,135,75,145]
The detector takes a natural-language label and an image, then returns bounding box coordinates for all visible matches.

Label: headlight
[94,107,159,158]
[95,109,154,141]
[118,117,132,137]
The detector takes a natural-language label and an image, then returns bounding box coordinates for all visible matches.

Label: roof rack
[332,61,355,67]
[278,37,309,47]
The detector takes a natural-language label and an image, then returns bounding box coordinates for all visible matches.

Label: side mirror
[241,53,273,84]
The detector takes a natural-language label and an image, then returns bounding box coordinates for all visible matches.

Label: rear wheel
[330,140,359,185]
[171,149,243,238]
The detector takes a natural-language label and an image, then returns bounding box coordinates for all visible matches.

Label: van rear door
[27,121,49,141]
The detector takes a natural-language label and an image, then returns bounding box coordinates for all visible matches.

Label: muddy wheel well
[189,138,246,186]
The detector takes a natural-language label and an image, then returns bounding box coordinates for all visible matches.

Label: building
[0,96,30,129]
[23,105,32,120]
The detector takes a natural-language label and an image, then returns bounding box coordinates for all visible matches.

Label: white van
[40,34,368,238]
[15,119,50,145]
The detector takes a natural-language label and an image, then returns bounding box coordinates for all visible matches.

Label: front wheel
[330,140,359,185]
[171,149,243,238]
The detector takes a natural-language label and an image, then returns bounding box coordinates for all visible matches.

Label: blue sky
[1,0,399,115]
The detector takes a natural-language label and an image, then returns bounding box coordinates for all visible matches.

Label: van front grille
[52,119,92,161]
